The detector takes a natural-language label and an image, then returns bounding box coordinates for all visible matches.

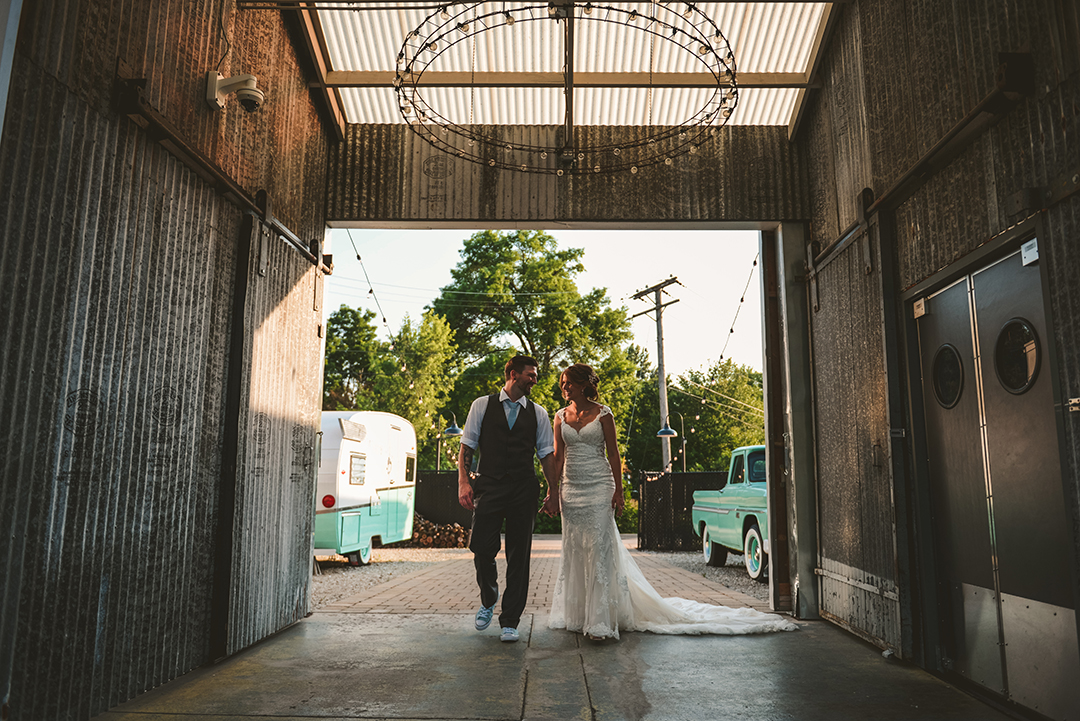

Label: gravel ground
[311,542,767,609]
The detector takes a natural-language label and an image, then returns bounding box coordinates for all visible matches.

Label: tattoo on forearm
[460,445,474,471]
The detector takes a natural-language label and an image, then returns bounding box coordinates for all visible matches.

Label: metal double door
[917,247,1078,719]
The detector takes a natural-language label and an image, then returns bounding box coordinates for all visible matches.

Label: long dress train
[548,405,798,639]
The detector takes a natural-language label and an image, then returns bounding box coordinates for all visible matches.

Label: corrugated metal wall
[0,1,329,719]
[796,0,1080,655]
[326,123,810,225]
[0,70,238,719]
[229,220,322,653]
[809,225,900,649]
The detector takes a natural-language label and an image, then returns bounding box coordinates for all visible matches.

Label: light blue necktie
[505,399,519,429]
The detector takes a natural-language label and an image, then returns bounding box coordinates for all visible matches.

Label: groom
[457,354,557,642]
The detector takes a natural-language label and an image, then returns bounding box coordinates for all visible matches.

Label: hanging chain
[648,19,654,126]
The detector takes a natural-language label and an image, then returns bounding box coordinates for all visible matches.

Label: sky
[321,228,764,378]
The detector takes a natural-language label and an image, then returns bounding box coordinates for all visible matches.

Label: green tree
[370,311,458,467]
[624,357,765,475]
[429,230,632,385]
[322,306,458,467]
[322,305,381,410]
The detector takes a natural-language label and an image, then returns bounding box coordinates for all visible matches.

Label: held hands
[540,492,561,517]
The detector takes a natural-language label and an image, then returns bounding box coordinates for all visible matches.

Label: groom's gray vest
[477,394,538,481]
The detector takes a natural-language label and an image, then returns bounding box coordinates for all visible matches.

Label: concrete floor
[93,539,1015,721]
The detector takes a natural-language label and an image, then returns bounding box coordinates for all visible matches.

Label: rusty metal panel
[859,0,1079,289]
[819,557,901,651]
[327,123,809,225]
[14,0,329,238]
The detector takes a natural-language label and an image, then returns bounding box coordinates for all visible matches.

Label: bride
[542,363,798,640]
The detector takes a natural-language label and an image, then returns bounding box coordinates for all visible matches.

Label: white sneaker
[474,590,498,631]
[500,627,519,643]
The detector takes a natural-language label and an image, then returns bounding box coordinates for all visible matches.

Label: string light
[394,1,739,175]
[671,386,763,431]
[683,379,763,413]
[718,253,758,361]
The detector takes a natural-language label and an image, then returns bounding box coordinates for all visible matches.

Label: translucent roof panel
[319,2,829,126]
[340,85,798,126]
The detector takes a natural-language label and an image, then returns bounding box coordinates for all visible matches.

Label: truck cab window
[749,452,766,482]
[730,456,745,484]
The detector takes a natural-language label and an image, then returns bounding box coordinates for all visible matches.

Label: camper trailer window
[406,455,416,483]
[349,453,367,485]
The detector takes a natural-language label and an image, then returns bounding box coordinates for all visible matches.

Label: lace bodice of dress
[558,405,613,486]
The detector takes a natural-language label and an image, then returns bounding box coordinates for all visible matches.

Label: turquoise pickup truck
[691,445,769,582]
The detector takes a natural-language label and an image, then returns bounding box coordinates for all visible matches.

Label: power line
[673,386,764,419]
[683,379,764,413]
[671,387,764,431]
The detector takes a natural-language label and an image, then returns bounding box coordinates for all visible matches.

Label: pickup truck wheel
[743,524,767,582]
[703,528,728,567]
[347,545,372,566]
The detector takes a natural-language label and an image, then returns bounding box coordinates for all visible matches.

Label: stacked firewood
[409,513,470,548]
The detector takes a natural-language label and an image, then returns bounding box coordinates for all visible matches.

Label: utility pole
[632,277,680,470]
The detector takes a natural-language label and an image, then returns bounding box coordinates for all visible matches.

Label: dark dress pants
[469,473,538,629]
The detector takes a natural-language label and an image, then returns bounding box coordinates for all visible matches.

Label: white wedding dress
[548,405,798,639]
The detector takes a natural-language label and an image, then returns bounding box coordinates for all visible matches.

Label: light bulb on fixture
[395,0,738,176]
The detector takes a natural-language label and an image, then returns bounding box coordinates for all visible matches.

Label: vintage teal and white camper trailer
[314,411,417,565]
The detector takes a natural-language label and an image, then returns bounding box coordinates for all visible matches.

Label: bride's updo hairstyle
[563,363,600,400]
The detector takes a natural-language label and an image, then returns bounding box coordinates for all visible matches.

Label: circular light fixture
[394,1,739,175]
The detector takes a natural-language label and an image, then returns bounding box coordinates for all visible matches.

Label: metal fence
[637,471,727,551]
[416,471,474,528]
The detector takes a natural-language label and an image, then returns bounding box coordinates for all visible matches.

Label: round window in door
[995,318,1040,394]
[932,344,964,409]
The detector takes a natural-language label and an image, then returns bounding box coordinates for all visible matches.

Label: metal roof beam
[244,0,844,6]
[328,70,813,89]
[787,2,840,140]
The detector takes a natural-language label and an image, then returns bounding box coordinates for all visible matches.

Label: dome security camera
[206,71,265,113]
[235,86,265,113]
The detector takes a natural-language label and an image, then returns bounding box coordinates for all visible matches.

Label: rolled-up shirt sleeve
[460,396,487,450]
[534,404,555,459]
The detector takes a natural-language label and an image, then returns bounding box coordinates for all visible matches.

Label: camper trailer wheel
[347,546,372,566]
